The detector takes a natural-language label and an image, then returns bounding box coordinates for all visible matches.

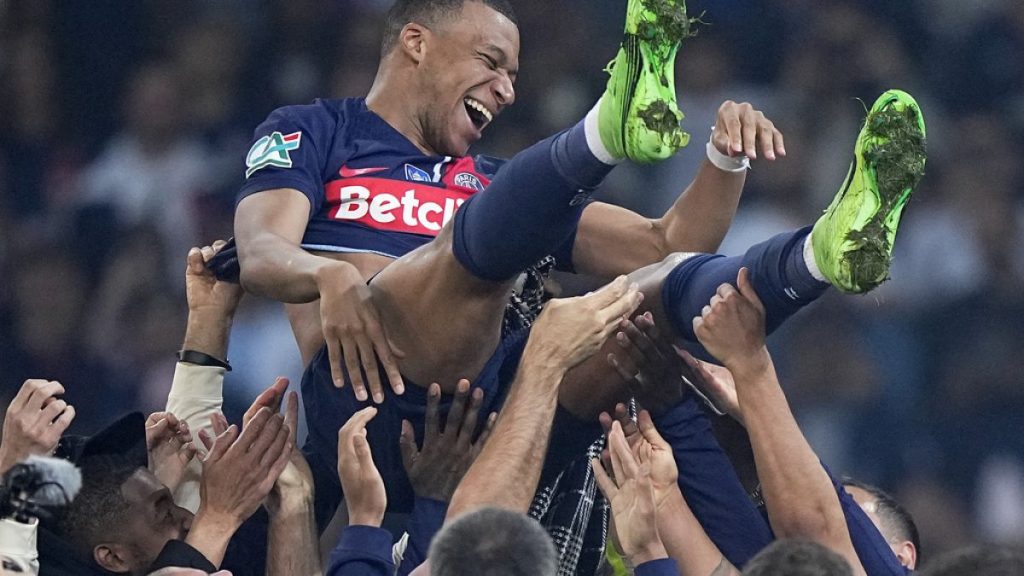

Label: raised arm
[693,268,866,576]
[265,391,322,576]
[573,101,784,278]
[446,276,642,518]
[165,241,243,511]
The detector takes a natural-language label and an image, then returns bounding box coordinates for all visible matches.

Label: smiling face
[413,1,519,156]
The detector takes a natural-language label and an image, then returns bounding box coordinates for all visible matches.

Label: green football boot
[811,89,927,294]
[598,0,694,164]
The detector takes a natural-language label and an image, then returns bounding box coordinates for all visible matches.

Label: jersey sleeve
[238,103,337,216]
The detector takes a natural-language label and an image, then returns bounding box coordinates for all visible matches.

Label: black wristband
[177,349,232,371]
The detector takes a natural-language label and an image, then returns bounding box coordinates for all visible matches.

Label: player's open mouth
[464,97,493,130]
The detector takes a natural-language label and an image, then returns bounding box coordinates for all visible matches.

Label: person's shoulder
[268,97,364,126]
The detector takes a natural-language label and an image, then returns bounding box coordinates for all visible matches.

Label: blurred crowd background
[1,0,1022,561]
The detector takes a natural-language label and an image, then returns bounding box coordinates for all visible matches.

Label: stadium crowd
[2,0,1024,574]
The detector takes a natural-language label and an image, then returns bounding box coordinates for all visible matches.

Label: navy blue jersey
[239,98,515,259]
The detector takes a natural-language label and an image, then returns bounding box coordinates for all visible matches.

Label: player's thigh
[368,224,514,388]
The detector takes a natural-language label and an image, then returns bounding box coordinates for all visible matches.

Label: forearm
[166,362,225,512]
[182,309,234,361]
[657,159,746,254]
[446,344,563,518]
[654,396,773,567]
[657,490,738,576]
[238,230,355,304]
[268,495,322,576]
[0,446,23,475]
[731,352,861,568]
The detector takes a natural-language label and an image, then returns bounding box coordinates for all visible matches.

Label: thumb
[187,247,205,274]
[736,267,763,311]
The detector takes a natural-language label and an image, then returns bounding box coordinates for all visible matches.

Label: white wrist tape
[706,128,750,173]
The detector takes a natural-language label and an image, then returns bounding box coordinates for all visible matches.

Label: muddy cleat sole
[598,0,695,164]
[811,89,927,293]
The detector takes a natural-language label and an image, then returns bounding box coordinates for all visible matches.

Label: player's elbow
[235,239,269,294]
[772,502,847,544]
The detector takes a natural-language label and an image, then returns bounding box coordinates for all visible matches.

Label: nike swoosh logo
[339,165,388,178]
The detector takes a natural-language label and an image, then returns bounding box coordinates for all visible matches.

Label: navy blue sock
[452,121,614,282]
[662,227,829,345]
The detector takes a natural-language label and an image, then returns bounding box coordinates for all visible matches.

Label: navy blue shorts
[300,327,602,530]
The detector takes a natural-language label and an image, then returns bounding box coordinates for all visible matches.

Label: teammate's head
[742,539,853,576]
[428,507,557,576]
[59,455,193,574]
[842,479,920,570]
[378,0,520,157]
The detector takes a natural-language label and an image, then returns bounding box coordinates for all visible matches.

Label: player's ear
[94,543,131,573]
[399,23,429,64]
[893,540,917,570]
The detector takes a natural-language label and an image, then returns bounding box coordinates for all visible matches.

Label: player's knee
[661,251,701,270]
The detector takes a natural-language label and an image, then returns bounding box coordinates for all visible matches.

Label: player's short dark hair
[381,0,518,55]
[429,507,557,576]
[58,454,141,556]
[917,545,1024,576]
[742,539,853,576]
[842,478,922,562]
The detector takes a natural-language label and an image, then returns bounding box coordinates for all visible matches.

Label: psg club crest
[454,172,485,191]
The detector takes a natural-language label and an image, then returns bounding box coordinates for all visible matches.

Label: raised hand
[266,390,315,517]
[145,411,197,492]
[197,407,292,530]
[337,407,386,527]
[677,350,743,425]
[592,421,668,566]
[606,312,686,416]
[400,380,497,502]
[692,267,768,370]
[529,275,643,371]
[186,241,244,318]
[0,379,75,474]
[317,263,405,404]
[183,241,244,364]
[712,100,786,161]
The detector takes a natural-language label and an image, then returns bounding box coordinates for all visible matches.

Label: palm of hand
[633,437,677,510]
[186,269,243,313]
[607,474,661,556]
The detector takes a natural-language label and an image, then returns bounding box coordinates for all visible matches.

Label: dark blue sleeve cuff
[326,525,395,576]
[398,497,449,575]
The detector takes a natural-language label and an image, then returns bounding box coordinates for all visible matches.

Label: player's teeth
[465,98,493,123]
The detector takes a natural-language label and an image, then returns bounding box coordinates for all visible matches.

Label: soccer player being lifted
[228,0,927,532]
